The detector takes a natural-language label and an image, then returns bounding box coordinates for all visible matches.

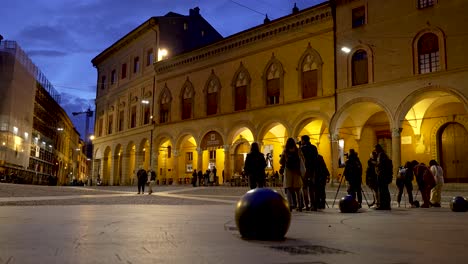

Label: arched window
[352,49,368,85]
[205,75,220,115]
[266,63,281,105]
[302,54,318,98]
[234,68,249,111]
[159,86,171,123]
[181,81,194,120]
[418,33,440,74]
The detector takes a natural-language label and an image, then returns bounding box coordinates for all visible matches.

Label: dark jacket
[300,143,318,181]
[244,152,266,180]
[137,169,148,183]
[344,153,362,185]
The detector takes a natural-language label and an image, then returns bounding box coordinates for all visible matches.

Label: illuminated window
[418,33,440,74]
[352,50,368,85]
[186,152,193,161]
[209,150,216,160]
[352,6,366,28]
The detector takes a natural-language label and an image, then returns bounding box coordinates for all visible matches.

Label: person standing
[136,167,147,194]
[316,154,330,209]
[300,135,318,211]
[197,169,203,187]
[366,151,378,207]
[396,161,416,207]
[243,142,267,189]
[192,169,198,187]
[343,149,363,208]
[414,161,435,208]
[429,160,444,207]
[148,170,156,194]
[280,138,304,212]
[374,144,392,210]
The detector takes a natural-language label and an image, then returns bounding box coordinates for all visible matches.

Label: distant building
[0,40,87,185]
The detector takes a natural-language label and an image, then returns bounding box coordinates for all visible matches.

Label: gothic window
[352,49,368,85]
[107,115,113,135]
[118,110,124,132]
[266,63,281,105]
[418,33,440,74]
[160,88,171,123]
[181,83,194,120]
[142,102,151,125]
[206,77,219,115]
[121,63,127,79]
[352,6,366,28]
[133,57,140,73]
[301,54,318,98]
[234,70,248,111]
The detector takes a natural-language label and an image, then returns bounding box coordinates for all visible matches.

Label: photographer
[343,149,363,208]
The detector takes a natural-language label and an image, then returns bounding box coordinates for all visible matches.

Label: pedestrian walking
[136,167,147,194]
[280,138,305,212]
[243,142,267,189]
[148,170,156,194]
[299,135,318,211]
[374,144,393,210]
[344,149,363,208]
[429,160,444,207]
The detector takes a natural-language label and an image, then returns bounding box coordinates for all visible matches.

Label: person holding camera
[343,149,363,208]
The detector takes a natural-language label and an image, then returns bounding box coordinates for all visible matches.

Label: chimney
[190,7,200,16]
[264,14,271,24]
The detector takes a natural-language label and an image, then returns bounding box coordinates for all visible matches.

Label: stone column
[197,147,203,173]
[172,149,180,185]
[330,133,340,186]
[121,154,130,185]
[153,151,159,183]
[109,155,116,186]
[223,144,231,184]
[392,127,403,179]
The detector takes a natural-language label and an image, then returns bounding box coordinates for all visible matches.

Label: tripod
[332,174,344,208]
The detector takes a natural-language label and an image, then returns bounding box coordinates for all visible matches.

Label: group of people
[346,144,393,210]
[243,135,330,212]
[136,167,157,194]
[191,167,219,187]
[394,159,444,208]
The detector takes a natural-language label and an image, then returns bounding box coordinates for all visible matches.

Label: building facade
[91,0,467,186]
[0,40,87,185]
[333,0,468,182]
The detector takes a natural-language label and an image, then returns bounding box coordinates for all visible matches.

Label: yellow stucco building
[91,1,467,186]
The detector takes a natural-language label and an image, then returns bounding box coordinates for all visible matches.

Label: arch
[257,120,291,145]
[394,85,468,129]
[231,62,251,111]
[175,130,199,150]
[113,144,123,185]
[291,110,331,137]
[102,146,112,185]
[226,120,257,145]
[204,70,221,115]
[262,53,285,105]
[347,45,374,87]
[330,97,394,137]
[154,133,175,150]
[200,129,226,150]
[158,83,172,123]
[412,27,446,74]
[430,116,468,163]
[297,43,324,98]
[180,77,195,120]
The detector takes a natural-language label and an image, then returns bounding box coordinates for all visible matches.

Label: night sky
[0,0,324,138]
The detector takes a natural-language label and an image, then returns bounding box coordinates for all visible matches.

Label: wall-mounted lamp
[341,47,351,53]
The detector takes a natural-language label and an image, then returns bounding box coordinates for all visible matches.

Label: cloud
[27,50,68,57]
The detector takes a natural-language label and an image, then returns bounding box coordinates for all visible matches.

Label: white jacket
[430,165,444,185]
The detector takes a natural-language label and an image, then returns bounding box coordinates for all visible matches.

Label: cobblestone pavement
[1,182,467,207]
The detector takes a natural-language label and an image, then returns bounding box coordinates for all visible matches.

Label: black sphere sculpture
[235,188,291,240]
[450,196,468,212]
[339,195,359,213]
